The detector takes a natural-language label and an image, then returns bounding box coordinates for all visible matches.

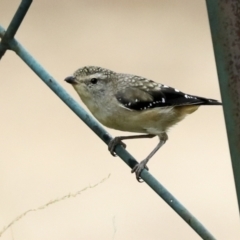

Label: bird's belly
[94,107,187,134]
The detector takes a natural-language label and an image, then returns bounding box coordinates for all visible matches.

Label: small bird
[65,66,221,182]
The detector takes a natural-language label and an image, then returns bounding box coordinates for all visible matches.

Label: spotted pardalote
[65,66,222,182]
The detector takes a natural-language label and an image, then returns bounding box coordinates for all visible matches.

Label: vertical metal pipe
[206,0,240,213]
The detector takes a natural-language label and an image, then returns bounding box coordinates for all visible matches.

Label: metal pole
[0,0,32,59]
[206,0,240,214]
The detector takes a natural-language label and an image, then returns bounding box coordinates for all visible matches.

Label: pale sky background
[0,0,239,239]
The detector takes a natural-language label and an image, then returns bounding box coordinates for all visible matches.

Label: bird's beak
[64,76,77,84]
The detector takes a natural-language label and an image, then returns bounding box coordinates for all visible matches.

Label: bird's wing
[115,83,221,111]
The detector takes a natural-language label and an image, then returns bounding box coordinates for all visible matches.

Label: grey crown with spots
[75,66,221,111]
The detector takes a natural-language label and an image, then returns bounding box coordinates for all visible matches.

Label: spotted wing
[115,86,221,111]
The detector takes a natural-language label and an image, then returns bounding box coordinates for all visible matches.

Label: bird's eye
[90,78,98,84]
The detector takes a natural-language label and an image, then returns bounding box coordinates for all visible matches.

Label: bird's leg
[108,134,156,156]
[132,133,168,182]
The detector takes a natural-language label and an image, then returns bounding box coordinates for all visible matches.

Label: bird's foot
[108,137,126,156]
[131,160,149,182]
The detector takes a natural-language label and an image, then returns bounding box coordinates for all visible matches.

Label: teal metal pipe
[0,25,216,239]
[0,0,32,59]
[206,0,240,214]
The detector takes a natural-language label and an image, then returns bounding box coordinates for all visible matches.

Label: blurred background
[0,0,239,239]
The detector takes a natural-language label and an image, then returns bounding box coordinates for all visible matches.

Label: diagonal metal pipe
[0,24,216,240]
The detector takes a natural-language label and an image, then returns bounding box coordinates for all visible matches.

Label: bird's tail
[196,97,222,106]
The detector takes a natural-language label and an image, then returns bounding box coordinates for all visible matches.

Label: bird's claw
[131,161,149,182]
[108,137,126,156]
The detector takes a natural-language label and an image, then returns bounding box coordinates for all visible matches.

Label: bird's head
[65,66,116,102]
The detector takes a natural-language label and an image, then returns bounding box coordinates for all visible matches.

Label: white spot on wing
[162,98,165,103]
[119,104,133,111]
